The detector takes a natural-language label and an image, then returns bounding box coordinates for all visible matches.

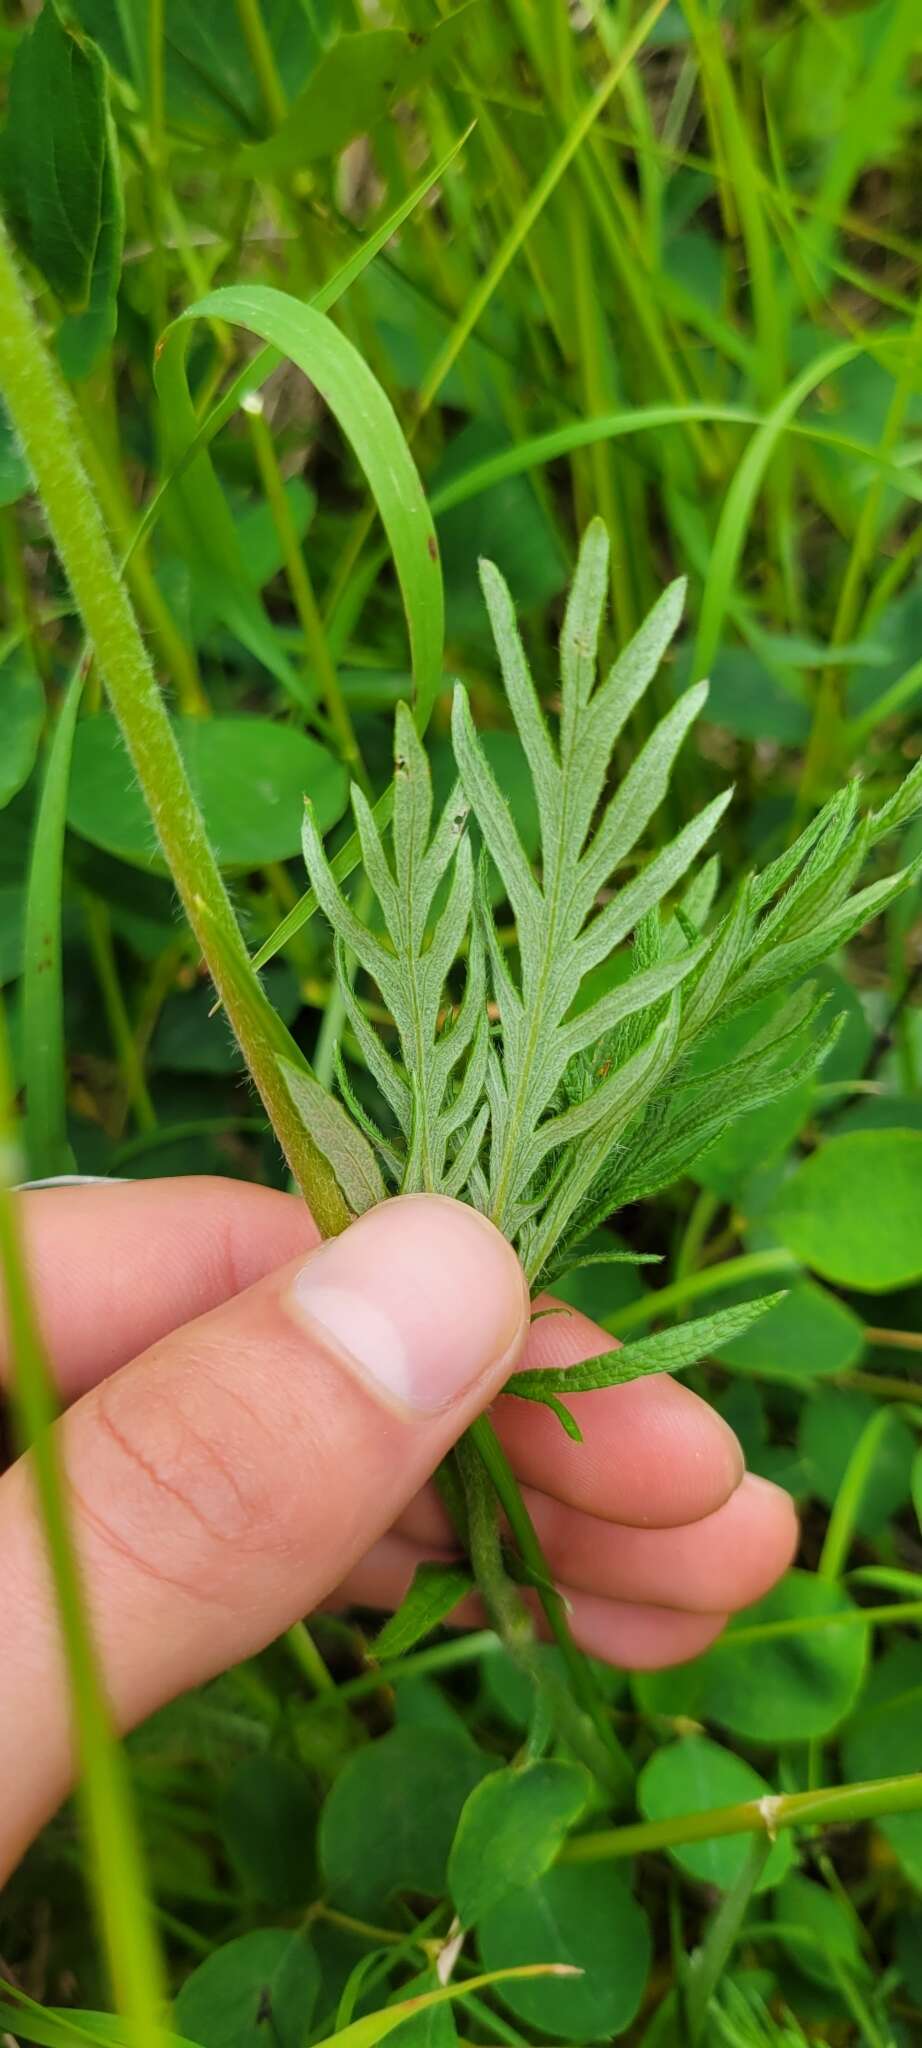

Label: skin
[0,1177,797,1884]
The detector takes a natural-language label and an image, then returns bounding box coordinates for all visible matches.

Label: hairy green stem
[0,220,348,1235]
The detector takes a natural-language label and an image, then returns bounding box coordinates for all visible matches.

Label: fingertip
[566,1592,730,1671]
[283,1194,529,1417]
[733,1471,800,1587]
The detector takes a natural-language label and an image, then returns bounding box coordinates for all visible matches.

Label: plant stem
[862,1325,922,1354]
[726,1598,922,1647]
[0,220,349,1237]
[82,894,157,1136]
[22,660,85,1178]
[673,1188,722,1291]
[145,0,168,335]
[469,1414,634,1802]
[562,1772,922,1863]
[284,1621,337,1695]
[818,1406,893,1581]
[244,393,370,791]
[604,1247,798,1336]
[235,0,288,131]
[299,1630,500,1716]
[685,1836,772,2045]
[0,1005,166,2043]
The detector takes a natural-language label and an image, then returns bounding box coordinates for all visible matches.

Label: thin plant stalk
[0,219,349,1236]
[468,1414,634,1800]
[0,1002,166,2043]
[685,1836,772,2045]
[81,894,157,1137]
[235,0,287,131]
[243,392,371,792]
[562,1772,922,1863]
[603,1247,799,1336]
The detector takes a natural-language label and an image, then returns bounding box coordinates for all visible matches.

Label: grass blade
[0,1005,166,2043]
[22,660,84,1177]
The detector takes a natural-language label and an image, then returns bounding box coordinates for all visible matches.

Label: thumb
[0,1195,527,1876]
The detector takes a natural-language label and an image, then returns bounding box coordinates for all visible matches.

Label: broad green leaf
[174,1930,320,2048]
[433,421,567,642]
[55,112,124,381]
[701,648,810,745]
[769,1129,922,1291]
[634,1570,867,1742]
[319,1726,491,1917]
[0,650,43,808]
[156,286,443,727]
[480,1644,623,1735]
[477,1862,651,2042]
[842,1640,922,1890]
[770,1874,868,1990]
[690,1081,814,1197]
[374,1561,474,1660]
[799,1387,915,1535]
[218,1755,317,1910]
[638,1738,794,1893]
[0,1,107,308]
[150,967,299,1075]
[278,1059,385,1216]
[242,13,476,178]
[449,1761,590,1927]
[71,0,324,141]
[66,714,347,870]
[714,1280,865,1384]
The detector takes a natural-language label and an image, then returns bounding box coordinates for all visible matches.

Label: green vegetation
[0,0,921,2042]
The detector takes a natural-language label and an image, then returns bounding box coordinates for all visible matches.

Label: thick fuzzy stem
[0,221,348,1235]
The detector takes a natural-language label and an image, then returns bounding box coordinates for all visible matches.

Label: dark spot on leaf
[382,78,396,91]
[427,534,438,561]
[409,29,425,45]
[395,755,407,773]
[256,1989,272,2026]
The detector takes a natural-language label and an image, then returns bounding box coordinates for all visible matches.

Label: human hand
[0,1177,796,1881]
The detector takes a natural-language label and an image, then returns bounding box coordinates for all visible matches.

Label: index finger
[0,1176,319,1400]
